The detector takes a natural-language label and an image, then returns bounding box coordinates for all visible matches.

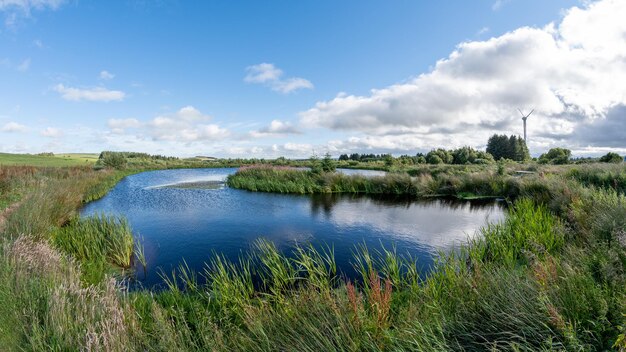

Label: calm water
[81,168,505,288]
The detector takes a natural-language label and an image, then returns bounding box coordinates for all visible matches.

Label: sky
[1,0,625,158]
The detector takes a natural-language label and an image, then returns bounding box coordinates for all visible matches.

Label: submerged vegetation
[0,157,625,350]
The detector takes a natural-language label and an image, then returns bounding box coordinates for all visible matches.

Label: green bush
[599,152,623,163]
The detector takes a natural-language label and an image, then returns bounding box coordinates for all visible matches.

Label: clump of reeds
[52,214,134,283]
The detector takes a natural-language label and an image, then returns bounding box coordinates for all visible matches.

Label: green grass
[0,162,625,351]
[0,152,98,166]
[52,214,134,284]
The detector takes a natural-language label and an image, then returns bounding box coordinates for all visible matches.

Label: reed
[52,214,134,283]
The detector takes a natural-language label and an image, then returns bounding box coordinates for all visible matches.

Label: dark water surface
[81,168,506,288]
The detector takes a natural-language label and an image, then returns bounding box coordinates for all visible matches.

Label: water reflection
[81,168,505,288]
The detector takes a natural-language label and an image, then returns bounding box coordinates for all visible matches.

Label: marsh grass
[52,214,134,283]
[468,199,563,266]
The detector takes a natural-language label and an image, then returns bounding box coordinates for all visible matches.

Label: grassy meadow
[0,152,99,167]
[0,156,625,351]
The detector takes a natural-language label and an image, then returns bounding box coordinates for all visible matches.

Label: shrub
[599,152,623,163]
[539,148,571,165]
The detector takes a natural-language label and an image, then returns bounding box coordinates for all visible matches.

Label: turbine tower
[518,108,534,143]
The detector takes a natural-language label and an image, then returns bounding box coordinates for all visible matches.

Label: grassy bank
[0,163,625,350]
[227,163,626,200]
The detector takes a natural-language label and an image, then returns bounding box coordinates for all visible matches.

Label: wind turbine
[518,108,534,143]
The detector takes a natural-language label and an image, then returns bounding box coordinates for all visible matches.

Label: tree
[310,154,322,174]
[426,148,453,164]
[426,154,443,164]
[321,152,336,173]
[451,146,495,164]
[599,152,623,163]
[338,154,349,161]
[539,148,571,165]
[486,134,529,162]
[383,154,394,167]
[98,151,127,169]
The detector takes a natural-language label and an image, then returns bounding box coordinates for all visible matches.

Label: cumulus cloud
[1,121,27,132]
[54,84,125,102]
[107,106,230,142]
[99,70,114,80]
[244,63,283,83]
[300,0,626,155]
[40,127,62,138]
[249,119,301,138]
[245,63,313,94]
[107,118,141,134]
[283,142,313,153]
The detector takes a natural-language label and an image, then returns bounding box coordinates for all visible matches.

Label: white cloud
[54,84,125,102]
[99,70,114,80]
[249,119,300,137]
[283,142,313,153]
[40,127,62,138]
[0,0,67,28]
[1,121,27,132]
[17,58,30,71]
[0,0,66,11]
[477,27,490,36]
[107,118,140,134]
[245,63,283,83]
[245,63,313,94]
[107,106,231,143]
[272,78,314,94]
[300,0,626,155]
[492,0,511,11]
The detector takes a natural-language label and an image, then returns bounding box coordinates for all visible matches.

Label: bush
[98,152,128,169]
[599,152,623,163]
[539,148,571,165]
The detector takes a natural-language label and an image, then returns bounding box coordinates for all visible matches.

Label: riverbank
[226,163,626,202]
[0,163,625,350]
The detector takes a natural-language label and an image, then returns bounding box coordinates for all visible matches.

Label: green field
[0,153,98,166]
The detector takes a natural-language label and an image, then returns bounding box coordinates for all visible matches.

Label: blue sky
[1,0,625,157]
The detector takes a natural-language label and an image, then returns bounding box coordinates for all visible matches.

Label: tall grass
[468,199,563,266]
[52,215,134,283]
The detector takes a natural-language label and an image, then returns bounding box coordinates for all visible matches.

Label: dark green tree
[321,152,336,173]
[309,154,323,174]
[486,134,529,162]
[98,152,127,169]
[599,152,623,163]
[538,148,571,164]
[452,146,495,164]
[426,148,453,164]
[383,154,394,167]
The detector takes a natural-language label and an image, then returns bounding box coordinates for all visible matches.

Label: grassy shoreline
[1,162,625,350]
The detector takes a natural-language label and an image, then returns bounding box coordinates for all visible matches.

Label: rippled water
[81,168,506,288]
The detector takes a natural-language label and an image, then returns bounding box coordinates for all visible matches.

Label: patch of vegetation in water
[156,180,225,190]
